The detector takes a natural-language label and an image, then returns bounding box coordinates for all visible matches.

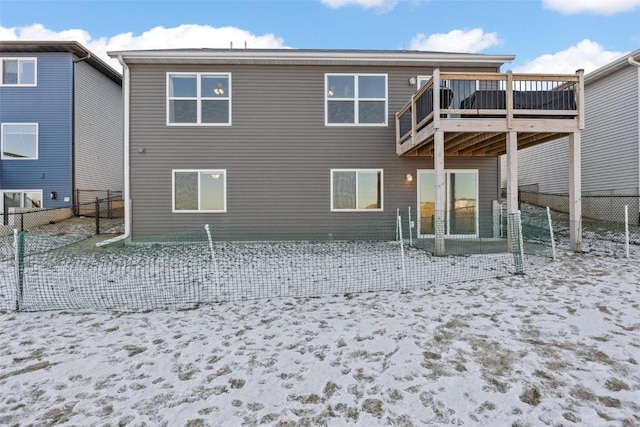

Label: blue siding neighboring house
[0,41,122,216]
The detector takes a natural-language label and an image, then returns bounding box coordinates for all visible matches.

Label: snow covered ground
[1,244,639,426]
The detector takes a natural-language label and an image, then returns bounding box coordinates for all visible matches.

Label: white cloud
[409,28,501,53]
[513,39,628,74]
[542,0,640,15]
[320,0,398,12]
[0,23,287,71]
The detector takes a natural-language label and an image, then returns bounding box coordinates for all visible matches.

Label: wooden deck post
[434,130,446,256]
[506,131,518,250]
[569,131,582,252]
[433,69,441,130]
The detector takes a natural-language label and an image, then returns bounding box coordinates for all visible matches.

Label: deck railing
[396,69,584,149]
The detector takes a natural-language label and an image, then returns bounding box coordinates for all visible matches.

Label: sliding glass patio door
[417,170,478,237]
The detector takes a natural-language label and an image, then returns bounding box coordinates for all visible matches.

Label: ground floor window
[1,189,42,224]
[172,169,226,212]
[331,169,383,211]
[417,169,478,236]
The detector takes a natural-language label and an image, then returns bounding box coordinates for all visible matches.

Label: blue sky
[1,0,639,73]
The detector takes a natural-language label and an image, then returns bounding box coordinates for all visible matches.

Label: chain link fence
[519,190,640,257]
[74,190,124,219]
[0,197,124,263]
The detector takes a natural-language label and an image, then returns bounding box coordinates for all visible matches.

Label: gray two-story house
[109,48,584,251]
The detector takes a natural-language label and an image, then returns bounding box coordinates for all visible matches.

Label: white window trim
[416,168,479,238]
[330,168,384,212]
[0,57,37,87]
[172,169,227,213]
[166,72,232,126]
[1,123,39,160]
[325,73,388,127]
[0,189,43,210]
[417,75,431,89]
[417,75,450,89]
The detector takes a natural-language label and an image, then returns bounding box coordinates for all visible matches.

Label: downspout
[629,56,640,224]
[97,55,130,246]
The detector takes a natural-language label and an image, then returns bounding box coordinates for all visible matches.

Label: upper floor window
[325,74,387,126]
[167,73,231,125]
[172,169,227,212]
[331,169,383,211]
[1,58,37,86]
[1,123,38,160]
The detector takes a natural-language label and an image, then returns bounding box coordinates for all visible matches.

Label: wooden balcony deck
[396,70,584,157]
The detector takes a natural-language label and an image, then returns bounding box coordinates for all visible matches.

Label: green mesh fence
[519,191,640,257]
[0,211,555,312]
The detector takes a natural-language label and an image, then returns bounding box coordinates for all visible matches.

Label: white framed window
[325,74,387,126]
[1,58,37,86]
[417,75,431,89]
[417,75,450,89]
[167,72,231,125]
[1,123,38,160]
[172,169,227,213]
[1,190,42,225]
[331,169,383,211]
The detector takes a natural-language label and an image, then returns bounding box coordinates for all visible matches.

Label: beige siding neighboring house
[502,49,640,208]
[74,59,124,192]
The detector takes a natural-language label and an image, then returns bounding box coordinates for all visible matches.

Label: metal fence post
[397,214,407,290]
[624,205,630,258]
[107,189,112,219]
[20,213,24,232]
[14,229,24,311]
[546,206,557,261]
[95,197,100,235]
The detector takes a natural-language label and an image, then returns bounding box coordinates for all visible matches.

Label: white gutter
[97,55,130,246]
[107,49,515,68]
[629,56,640,223]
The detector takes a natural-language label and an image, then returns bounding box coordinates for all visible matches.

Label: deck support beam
[506,131,518,251]
[434,130,446,256]
[506,131,518,215]
[569,132,582,252]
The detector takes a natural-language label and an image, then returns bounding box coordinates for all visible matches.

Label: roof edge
[585,48,640,84]
[0,40,122,84]
[108,48,515,67]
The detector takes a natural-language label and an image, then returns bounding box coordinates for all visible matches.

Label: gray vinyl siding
[502,136,570,194]
[505,63,639,196]
[74,60,123,193]
[129,63,499,239]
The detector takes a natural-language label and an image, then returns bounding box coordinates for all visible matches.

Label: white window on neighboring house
[1,123,38,159]
[167,73,231,125]
[325,74,387,126]
[172,169,227,212]
[2,190,42,224]
[331,169,383,211]
[1,58,37,86]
